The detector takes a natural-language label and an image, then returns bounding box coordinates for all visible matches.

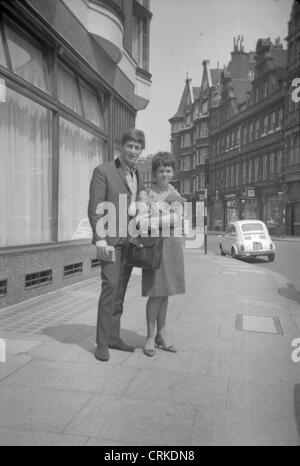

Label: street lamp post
[204,152,209,255]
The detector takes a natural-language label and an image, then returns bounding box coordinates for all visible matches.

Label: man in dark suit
[88,129,145,361]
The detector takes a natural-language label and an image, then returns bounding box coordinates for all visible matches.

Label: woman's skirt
[142,237,185,297]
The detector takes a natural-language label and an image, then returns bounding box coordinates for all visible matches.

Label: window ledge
[136,67,152,81]
[0,239,92,256]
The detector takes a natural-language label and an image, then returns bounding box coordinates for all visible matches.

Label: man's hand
[96,240,116,262]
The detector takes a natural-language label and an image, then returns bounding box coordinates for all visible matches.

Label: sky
[136,0,294,156]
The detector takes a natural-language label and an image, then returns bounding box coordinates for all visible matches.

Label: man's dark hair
[152,152,176,176]
[122,129,146,149]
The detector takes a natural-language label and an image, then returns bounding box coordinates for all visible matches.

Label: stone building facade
[0,0,152,308]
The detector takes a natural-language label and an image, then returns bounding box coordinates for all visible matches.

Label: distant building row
[170,1,300,236]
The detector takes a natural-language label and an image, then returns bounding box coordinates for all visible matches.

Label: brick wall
[0,244,101,309]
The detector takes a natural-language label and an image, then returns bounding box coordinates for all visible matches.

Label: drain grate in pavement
[236,314,284,335]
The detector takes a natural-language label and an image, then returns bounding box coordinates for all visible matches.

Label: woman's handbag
[127,236,163,270]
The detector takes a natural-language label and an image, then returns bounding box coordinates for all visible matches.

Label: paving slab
[65,394,196,445]
[1,360,138,395]
[226,379,297,421]
[0,427,88,446]
[190,407,300,446]
[123,368,228,409]
[0,355,31,381]
[0,385,92,432]
[122,347,212,374]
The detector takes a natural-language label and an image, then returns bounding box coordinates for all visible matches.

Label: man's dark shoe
[95,344,110,361]
[109,338,135,353]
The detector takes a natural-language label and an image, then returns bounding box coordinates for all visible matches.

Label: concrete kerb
[208,230,300,242]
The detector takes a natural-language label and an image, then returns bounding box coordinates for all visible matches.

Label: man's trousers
[96,243,133,345]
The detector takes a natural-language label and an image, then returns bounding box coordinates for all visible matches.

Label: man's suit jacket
[88,157,144,246]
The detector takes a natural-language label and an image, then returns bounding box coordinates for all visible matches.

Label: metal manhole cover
[236,314,284,335]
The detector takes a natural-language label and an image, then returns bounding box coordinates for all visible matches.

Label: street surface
[0,245,299,445]
[207,234,300,297]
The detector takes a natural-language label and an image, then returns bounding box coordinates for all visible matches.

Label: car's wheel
[231,247,238,259]
[220,244,226,256]
[268,254,275,262]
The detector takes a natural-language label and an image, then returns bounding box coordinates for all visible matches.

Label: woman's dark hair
[152,152,176,177]
[121,129,145,149]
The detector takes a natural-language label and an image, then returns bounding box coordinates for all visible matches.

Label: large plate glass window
[0,89,52,246]
[58,118,106,241]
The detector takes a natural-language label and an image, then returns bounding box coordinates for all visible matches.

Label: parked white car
[219,220,276,261]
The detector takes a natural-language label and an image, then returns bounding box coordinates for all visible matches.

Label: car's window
[230,225,237,236]
[241,223,264,232]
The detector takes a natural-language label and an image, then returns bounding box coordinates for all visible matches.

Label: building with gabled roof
[209,35,287,234]
[169,61,221,217]
[283,0,300,235]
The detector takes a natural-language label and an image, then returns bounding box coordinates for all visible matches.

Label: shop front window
[244,199,257,219]
[0,89,52,247]
[57,63,83,115]
[80,83,106,130]
[5,24,51,94]
[58,118,106,241]
[226,200,239,223]
[263,195,284,235]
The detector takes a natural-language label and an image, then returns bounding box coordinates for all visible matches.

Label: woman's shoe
[155,335,177,353]
[143,347,156,357]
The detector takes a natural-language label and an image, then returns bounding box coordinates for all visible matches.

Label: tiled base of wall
[0,243,101,310]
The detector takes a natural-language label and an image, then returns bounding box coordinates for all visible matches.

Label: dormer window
[202,100,208,114]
